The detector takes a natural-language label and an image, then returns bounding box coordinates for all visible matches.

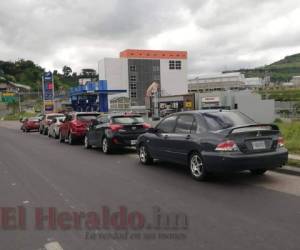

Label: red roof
[120,49,187,59]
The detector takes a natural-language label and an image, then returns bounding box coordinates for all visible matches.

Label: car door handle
[186,135,191,140]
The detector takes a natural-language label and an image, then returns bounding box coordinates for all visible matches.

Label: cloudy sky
[1,0,300,75]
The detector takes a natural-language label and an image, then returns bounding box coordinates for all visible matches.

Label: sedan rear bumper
[202,148,288,172]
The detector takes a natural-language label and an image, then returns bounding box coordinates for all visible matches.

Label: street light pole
[17,88,21,113]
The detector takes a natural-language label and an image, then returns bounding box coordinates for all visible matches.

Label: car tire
[84,135,91,149]
[250,169,267,175]
[54,132,59,139]
[189,152,208,181]
[68,133,75,145]
[59,131,64,143]
[43,128,48,135]
[25,128,29,133]
[138,143,153,165]
[102,137,111,154]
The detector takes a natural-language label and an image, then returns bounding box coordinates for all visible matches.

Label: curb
[272,165,300,177]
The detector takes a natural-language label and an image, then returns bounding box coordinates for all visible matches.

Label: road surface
[0,121,299,250]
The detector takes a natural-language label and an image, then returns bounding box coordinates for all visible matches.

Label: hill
[224,53,300,83]
[0,59,78,92]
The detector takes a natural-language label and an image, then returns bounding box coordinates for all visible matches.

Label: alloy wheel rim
[84,136,88,148]
[103,138,108,152]
[190,155,203,177]
[140,146,146,162]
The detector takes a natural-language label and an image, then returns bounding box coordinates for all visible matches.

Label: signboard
[201,96,220,103]
[185,101,192,108]
[42,71,55,113]
[1,92,17,103]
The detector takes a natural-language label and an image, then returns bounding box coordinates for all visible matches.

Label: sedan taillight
[109,124,124,132]
[215,140,238,152]
[143,123,151,129]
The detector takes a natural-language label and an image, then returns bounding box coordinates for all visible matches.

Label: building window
[175,61,181,70]
[129,75,137,82]
[130,65,136,72]
[129,82,137,90]
[153,74,160,81]
[131,91,137,98]
[153,65,160,72]
[169,60,175,70]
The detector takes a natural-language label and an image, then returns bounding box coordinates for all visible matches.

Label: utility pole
[17,88,21,113]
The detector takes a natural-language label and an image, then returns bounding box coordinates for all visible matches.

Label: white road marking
[22,200,30,204]
[11,182,16,186]
[44,241,64,250]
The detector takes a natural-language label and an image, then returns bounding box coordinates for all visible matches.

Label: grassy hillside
[224,53,300,83]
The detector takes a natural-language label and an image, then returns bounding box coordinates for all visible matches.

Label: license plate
[252,141,266,150]
[130,140,137,145]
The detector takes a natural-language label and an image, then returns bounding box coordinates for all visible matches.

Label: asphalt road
[0,121,300,250]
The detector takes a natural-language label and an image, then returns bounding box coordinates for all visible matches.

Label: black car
[136,110,288,181]
[84,114,151,153]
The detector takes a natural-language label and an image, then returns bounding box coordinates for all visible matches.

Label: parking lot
[0,121,300,250]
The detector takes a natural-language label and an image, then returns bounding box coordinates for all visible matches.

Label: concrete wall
[194,91,275,123]
[160,59,188,96]
[234,92,275,123]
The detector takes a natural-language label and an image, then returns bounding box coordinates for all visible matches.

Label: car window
[47,115,65,120]
[111,116,144,124]
[156,115,177,133]
[203,111,255,131]
[76,114,99,121]
[28,118,40,121]
[191,119,198,134]
[175,115,195,134]
[98,116,109,124]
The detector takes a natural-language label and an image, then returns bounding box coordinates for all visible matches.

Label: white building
[188,73,246,93]
[98,49,188,106]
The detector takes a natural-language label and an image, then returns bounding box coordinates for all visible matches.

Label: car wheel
[43,128,48,135]
[59,131,64,143]
[102,137,111,154]
[54,132,59,139]
[25,128,29,133]
[84,135,91,149]
[68,133,75,145]
[138,144,153,165]
[250,169,267,175]
[189,152,208,181]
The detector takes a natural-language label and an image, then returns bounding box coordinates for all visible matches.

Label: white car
[48,116,65,139]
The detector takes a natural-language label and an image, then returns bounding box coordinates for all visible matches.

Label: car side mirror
[148,127,158,133]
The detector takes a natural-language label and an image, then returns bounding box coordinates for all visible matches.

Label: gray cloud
[1,0,300,75]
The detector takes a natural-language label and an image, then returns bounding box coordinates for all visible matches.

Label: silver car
[48,116,65,139]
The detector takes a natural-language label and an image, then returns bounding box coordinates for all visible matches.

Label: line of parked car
[20,110,289,181]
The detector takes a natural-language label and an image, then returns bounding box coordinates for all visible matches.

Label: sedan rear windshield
[203,111,255,131]
[29,118,40,121]
[77,114,99,121]
[47,115,64,120]
[112,116,144,125]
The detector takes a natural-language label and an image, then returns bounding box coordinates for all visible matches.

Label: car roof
[176,109,235,114]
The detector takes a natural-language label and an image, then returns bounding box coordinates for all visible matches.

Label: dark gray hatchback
[136,110,288,181]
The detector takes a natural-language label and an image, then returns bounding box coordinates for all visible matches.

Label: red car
[21,117,40,132]
[59,112,100,145]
